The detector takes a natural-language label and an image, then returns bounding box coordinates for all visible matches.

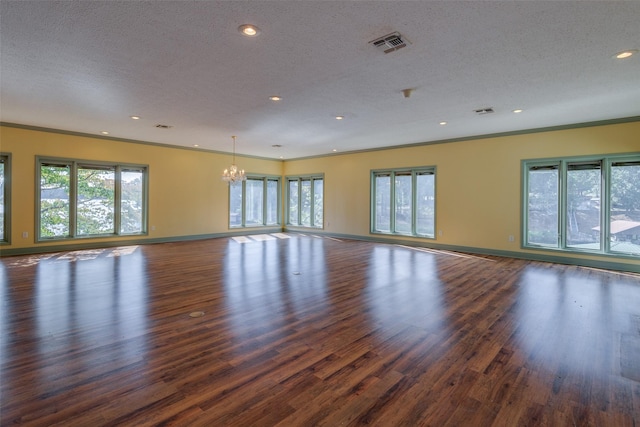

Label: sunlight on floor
[231,233,293,244]
[3,246,140,267]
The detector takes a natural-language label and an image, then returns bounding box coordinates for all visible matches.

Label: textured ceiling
[1,1,639,159]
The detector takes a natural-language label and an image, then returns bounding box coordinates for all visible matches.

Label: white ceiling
[1,1,639,159]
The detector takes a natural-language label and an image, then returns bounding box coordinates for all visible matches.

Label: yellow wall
[284,120,640,268]
[1,121,639,269]
[0,126,282,251]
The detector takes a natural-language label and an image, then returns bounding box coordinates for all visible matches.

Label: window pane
[77,166,115,235]
[229,182,243,227]
[0,159,4,241]
[416,172,435,236]
[394,173,412,234]
[300,179,311,226]
[313,179,323,227]
[610,161,640,255]
[245,179,264,225]
[121,169,144,234]
[375,175,391,232]
[289,180,299,225]
[40,164,71,238]
[566,162,601,249]
[266,179,279,225]
[527,165,559,247]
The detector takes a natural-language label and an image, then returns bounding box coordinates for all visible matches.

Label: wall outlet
[438,230,443,237]
[22,231,28,238]
[151,225,156,231]
[508,235,515,242]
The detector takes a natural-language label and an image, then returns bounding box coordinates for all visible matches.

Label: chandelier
[222,135,246,184]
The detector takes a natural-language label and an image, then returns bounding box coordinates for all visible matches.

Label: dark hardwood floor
[1,233,639,426]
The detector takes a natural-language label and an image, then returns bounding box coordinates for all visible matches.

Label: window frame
[0,153,11,245]
[522,153,640,258]
[285,174,324,228]
[371,166,437,238]
[36,156,148,241]
[228,174,281,228]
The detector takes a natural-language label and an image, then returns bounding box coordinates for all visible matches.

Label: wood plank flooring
[1,234,639,426]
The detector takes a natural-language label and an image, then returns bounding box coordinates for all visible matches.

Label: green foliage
[76,168,115,235]
[611,164,640,213]
[40,164,144,237]
[40,165,71,237]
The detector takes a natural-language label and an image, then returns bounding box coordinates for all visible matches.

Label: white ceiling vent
[369,32,408,54]
[155,124,173,129]
[474,107,495,115]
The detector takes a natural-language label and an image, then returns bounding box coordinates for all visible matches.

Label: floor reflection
[11,247,149,394]
[3,236,639,425]
[223,236,329,344]
[514,265,639,376]
[366,245,445,331]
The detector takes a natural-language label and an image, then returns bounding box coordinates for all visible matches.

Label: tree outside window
[37,158,147,240]
[287,175,323,228]
[372,167,436,238]
[524,155,640,256]
[229,176,280,228]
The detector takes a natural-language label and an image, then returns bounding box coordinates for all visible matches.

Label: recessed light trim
[130,115,140,120]
[614,49,637,59]
[239,24,261,37]
[101,131,109,135]
[439,121,447,126]
[513,109,523,114]
[269,96,281,101]
[335,116,344,120]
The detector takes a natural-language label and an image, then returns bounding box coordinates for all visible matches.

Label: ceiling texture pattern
[1,1,639,159]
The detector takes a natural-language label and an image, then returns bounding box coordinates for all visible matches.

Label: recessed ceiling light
[193,144,199,147]
[513,109,523,113]
[238,24,260,37]
[130,115,140,120]
[614,49,637,59]
[332,149,338,152]
[439,121,447,126]
[101,131,109,135]
[269,96,281,101]
[335,116,344,120]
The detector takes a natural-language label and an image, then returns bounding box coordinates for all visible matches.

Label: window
[286,175,324,228]
[526,164,559,247]
[372,167,436,238]
[288,180,299,225]
[0,153,10,244]
[77,165,115,235]
[37,157,147,240]
[229,176,280,228]
[523,154,640,256]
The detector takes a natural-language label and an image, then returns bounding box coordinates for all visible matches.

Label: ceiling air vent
[155,124,173,129]
[369,32,408,54]
[474,107,494,115]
